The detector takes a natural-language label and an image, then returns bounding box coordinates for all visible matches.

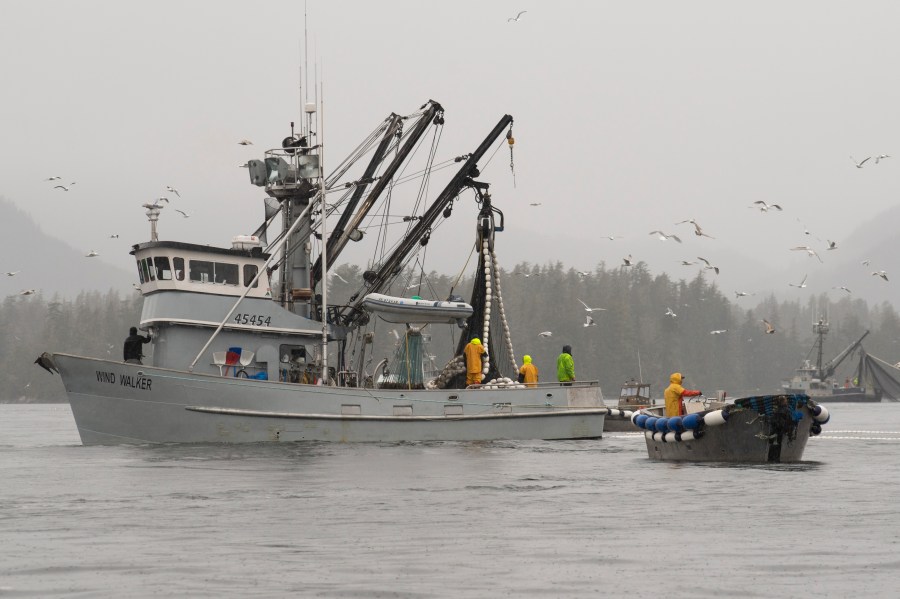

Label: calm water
[1,403,899,598]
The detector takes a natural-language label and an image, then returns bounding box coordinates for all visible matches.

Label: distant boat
[603,378,657,432]
[781,321,880,402]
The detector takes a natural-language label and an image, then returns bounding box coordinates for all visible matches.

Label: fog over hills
[0,196,134,299]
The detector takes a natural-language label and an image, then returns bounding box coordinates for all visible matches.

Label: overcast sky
[2,1,899,301]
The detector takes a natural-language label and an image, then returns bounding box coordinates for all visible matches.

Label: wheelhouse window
[173,257,185,281]
[155,256,173,281]
[137,261,145,284]
[215,262,239,285]
[243,264,259,288]
[144,257,156,281]
[189,260,239,285]
[189,260,212,283]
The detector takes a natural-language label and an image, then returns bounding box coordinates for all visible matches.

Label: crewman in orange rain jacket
[664,372,702,417]
[464,338,486,386]
[518,354,539,388]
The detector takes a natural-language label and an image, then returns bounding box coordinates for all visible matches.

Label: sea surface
[1,403,899,598]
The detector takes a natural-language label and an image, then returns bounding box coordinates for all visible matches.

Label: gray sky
[2,1,899,301]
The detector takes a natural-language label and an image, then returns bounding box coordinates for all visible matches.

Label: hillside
[0,197,135,298]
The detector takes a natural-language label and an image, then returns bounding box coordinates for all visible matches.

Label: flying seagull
[851,155,870,168]
[332,272,349,284]
[788,274,808,288]
[109,234,119,238]
[5,271,20,276]
[872,270,889,281]
[665,307,676,318]
[734,291,753,298]
[174,209,191,218]
[166,185,181,197]
[577,299,606,313]
[710,329,728,335]
[238,139,253,146]
[44,176,62,181]
[507,10,527,22]
[576,271,591,278]
[538,331,553,338]
[790,246,823,263]
[622,255,634,267]
[679,260,697,266]
[833,286,851,294]
[529,202,542,206]
[751,200,783,212]
[603,235,623,240]
[19,289,36,295]
[676,219,715,239]
[649,230,682,243]
[583,315,597,328]
[762,319,776,334]
[53,185,71,191]
[697,256,719,275]
[861,259,870,266]
[85,250,100,257]
[875,154,891,164]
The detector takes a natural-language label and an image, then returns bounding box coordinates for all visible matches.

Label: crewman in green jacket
[556,345,575,385]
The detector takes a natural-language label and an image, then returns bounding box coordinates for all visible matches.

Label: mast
[813,318,829,379]
[347,114,514,322]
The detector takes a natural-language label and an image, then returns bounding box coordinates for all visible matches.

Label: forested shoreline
[3,261,898,402]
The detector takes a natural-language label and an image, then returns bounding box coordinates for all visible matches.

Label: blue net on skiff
[733,394,810,417]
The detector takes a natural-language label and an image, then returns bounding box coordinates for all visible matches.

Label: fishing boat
[781,320,880,403]
[630,394,829,463]
[603,378,655,433]
[41,100,608,444]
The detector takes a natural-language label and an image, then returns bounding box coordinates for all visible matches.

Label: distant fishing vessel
[631,393,829,463]
[42,100,608,444]
[603,379,655,433]
[781,320,879,402]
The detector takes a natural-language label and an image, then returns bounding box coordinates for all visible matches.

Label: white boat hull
[54,354,607,444]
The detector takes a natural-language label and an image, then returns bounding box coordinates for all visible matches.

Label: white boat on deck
[42,100,608,445]
[361,293,472,325]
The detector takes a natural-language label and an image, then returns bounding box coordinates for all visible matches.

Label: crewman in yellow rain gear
[518,354,539,387]
[664,372,702,417]
[464,338,486,386]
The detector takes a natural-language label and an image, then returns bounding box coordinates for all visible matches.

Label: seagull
[166,185,181,197]
[861,259,871,266]
[34,352,58,375]
[649,230,682,243]
[762,319,776,334]
[676,219,715,239]
[603,235,623,241]
[851,155,870,168]
[788,274,808,288]
[5,271,20,276]
[44,176,62,181]
[576,271,591,278]
[679,260,697,266]
[507,10,527,22]
[872,270,889,281]
[19,289,36,295]
[142,198,169,209]
[405,281,422,290]
[665,307,676,318]
[796,218,811,236]
[53,185,71,191]
[109,234,119,239]
[790,246,823,262]
[583,315,597,327]
[538,331,553,338]
[332,272,349,284]
[751,200,783,212]
[174,209,191,218]
[132,283,142,292]
[622,255,634,267]
[833,286,851,293]
[710,329,727,335]
[826,240,838,250]
[577,299,605,313]
[696,256,719,275]
[875,154,891,164]
[85,250,99,257]
[238,162,250,168]
[529,202,542,206]
[238,139,253,145]
[734,291,753,298]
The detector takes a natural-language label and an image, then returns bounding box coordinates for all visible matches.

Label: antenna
[637,349,643,382]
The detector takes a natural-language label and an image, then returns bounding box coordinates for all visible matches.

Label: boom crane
[820,330,870,381]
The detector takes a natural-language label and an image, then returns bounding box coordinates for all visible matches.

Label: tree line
[3,261,899,401]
